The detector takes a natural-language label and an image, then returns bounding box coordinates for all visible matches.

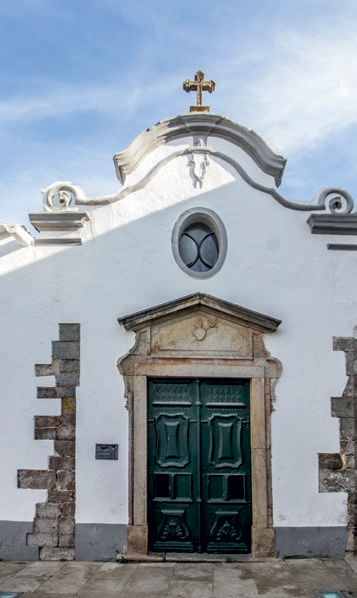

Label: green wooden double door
[148,378,252,553]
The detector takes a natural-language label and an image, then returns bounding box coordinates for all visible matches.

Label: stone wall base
[75,523,127,561]
[0,521,39,560]
[275,526,348,557]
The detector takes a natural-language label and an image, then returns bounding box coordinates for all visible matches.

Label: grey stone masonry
[319,335,357,554]
[17,323,80,560]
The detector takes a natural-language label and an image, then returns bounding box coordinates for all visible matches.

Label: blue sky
[1,0,357,225]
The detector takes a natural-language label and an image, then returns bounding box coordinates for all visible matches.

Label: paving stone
[168,580,213,598]
[77,563,138,597]
[38,562,100,594]
[172,562,212,581]
[213,565,259,598]
[0,561,31,583]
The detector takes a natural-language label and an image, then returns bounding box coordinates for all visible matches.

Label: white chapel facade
[0,72,357,561]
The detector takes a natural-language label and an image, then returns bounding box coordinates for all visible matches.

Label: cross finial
[183,70,216,113]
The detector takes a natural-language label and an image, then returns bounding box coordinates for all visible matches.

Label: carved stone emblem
[193,317,217,342]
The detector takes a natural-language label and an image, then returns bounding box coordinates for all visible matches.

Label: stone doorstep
[121,551,280,563]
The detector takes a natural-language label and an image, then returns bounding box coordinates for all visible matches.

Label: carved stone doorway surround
[118,293,281,557]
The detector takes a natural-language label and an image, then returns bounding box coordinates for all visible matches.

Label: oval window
[172,208,227,278]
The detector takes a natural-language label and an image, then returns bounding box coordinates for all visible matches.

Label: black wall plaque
[95,444,118,460]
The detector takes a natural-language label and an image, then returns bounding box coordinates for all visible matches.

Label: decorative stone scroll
[117,293,281,558]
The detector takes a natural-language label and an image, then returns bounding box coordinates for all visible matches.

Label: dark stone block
[37,387,57,399]
[54,440,75,457]
[333,337,354,352]
[319,469,354,493]
[48,489,75,504]
[57,470,75,491]
[331,396,354,418]
[58,359,80,373]
[52,341,80,360]
[35,416,61,428]
[59,324,80,342]
[62,503,75,518]
[35,364,55,377]
[61,414,76,425]
[18,469,55,490]
[56,424,75,440]
[27,532,58,547]
[34,517,59,533]
[318,453,343,470]
[36,503,61,518]
[49,456,75,471]
[35,427,56,440]
[57,386,76,398]
[340,417,355,441]
[59,518,75,535]
[56,372,80,386]
[59,533,75,548]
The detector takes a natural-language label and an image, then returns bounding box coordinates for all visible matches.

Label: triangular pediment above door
[118,293,281,360]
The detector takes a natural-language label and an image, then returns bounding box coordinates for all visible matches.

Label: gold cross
[183,70,216,113]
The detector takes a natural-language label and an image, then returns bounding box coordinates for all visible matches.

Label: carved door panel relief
[148,379,251,553]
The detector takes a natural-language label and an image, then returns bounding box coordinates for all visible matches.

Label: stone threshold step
[120,552,281,563]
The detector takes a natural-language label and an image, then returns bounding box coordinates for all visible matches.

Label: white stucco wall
[0,128,355,531]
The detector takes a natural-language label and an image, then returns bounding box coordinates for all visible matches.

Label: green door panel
[148,379,251,553]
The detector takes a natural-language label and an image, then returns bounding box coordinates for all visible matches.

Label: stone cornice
[113,113,287,187]
[29,212,90,233]
[307,214,357,235]
[118,292,281,333]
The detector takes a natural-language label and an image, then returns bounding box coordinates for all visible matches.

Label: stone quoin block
[36,503,61,518]
[56,470,75,491]
[33,517,59,533]
[58,359,80,373]
[35,427,57,440]
[35,416,61,428]
[62,503,75,518]
[59,534,75,548]
[61,413,76,425]
[35,363,56,377]
[56,372,80,387]
[54,440,75,457]
[331,397,354,418]
[59,323,80,342]
[27,532,58,547]
[39,547,75,561]
[37,387,58,399]
[340,417,355,441]
[318,453,343,470]
[52,341,80,360]
[59,518,75,535]
[49,456,75,471]
[18,469,55,489]
[47,489,75,504]
[61,398,76,413]
[57,386,76,398]
[56,424,75,440]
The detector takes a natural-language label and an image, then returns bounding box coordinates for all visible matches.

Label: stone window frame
[118,293,281,558]
[171,208,227,278]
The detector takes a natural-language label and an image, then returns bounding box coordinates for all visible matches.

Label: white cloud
[231,27,357,154]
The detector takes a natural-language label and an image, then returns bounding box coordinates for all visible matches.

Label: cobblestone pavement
[0,558,356,597]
